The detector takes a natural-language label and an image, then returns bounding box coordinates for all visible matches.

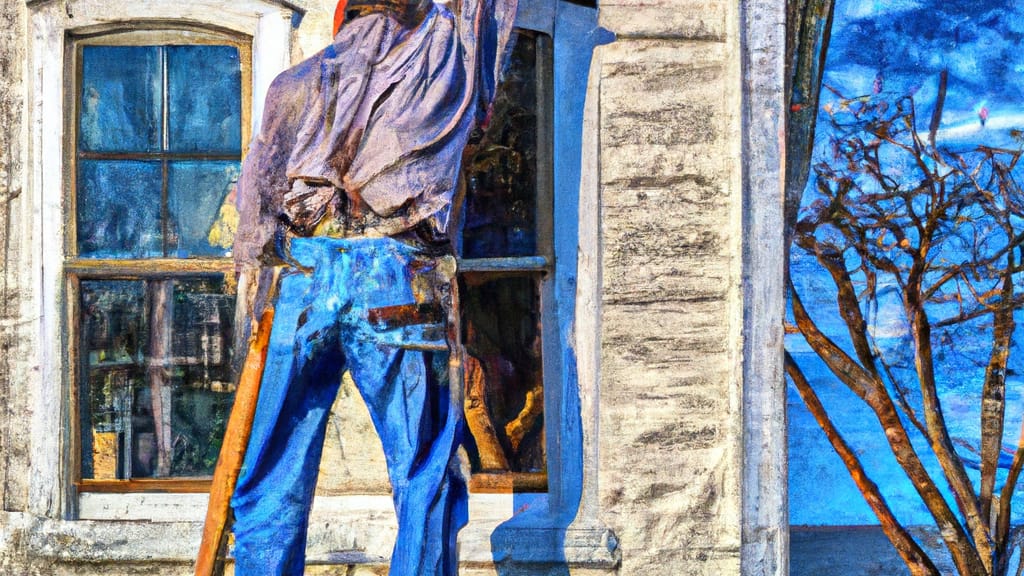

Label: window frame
[64,26,253,494]
[459,27,554,494]
[24,0,298,530]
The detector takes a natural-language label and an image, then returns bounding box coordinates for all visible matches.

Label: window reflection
[460,274,545,474]
[79,278,235,479]
[462,32,540,259]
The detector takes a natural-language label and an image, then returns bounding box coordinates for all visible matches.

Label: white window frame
[24,0,297,557]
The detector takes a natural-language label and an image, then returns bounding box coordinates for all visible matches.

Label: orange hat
[333,0,348,35]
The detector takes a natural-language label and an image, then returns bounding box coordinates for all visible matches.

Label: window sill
[6,495,619,571]
[77,479,213,493]
[76,472,549,494]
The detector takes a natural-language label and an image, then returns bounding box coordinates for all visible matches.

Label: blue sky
[822,0,1024,148]
[789,0,1024,526]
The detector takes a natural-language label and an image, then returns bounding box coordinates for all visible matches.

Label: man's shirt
[234,0,518,268]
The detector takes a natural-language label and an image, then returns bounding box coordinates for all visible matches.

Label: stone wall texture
[597,1,745,574]
[0,0,30,517]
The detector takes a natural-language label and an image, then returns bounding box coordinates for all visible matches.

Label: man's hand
[283,180,336,235]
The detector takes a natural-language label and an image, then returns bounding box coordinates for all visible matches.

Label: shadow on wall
[487,1,612,573]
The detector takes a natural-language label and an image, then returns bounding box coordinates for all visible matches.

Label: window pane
[79,278,236,480]
[462,33,540,258]
[167,45,242,154]
[167,161,240,257]
[460,274,545,473]
[79,46,161,153]
[79,280,148,480]
[168,278,236,476]
[77,160,163,258]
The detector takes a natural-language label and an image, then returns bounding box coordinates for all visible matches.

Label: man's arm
[455,0,519,119]
[234,63,314,272]
[231,64,314,358]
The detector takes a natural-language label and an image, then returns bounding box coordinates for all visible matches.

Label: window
[65,25,553,495]
[65,25,552,496]
[459,29,552,492]
[68,30,250,491]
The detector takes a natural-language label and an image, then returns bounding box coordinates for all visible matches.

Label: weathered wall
[596,1,746,574]
[0,0,29,516]
[0,0,33,573]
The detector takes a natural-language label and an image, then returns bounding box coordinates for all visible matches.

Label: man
[229,0,518,573]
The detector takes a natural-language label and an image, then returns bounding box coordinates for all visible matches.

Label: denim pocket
[363,253,454,350]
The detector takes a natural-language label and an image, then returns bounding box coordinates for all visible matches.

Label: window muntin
[70,31,250,490]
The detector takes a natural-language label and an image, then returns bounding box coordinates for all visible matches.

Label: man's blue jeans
[231,236,467,575]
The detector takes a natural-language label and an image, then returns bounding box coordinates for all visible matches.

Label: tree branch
[980,250,1015,524]
[904,264,993,569]
[786,351,940,576]
[790,280,988,575]
[997,420,1024,575]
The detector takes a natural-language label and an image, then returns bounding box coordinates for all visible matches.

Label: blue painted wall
[490,2,613,571]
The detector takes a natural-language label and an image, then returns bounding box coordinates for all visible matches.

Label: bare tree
[788,81,1024,575]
